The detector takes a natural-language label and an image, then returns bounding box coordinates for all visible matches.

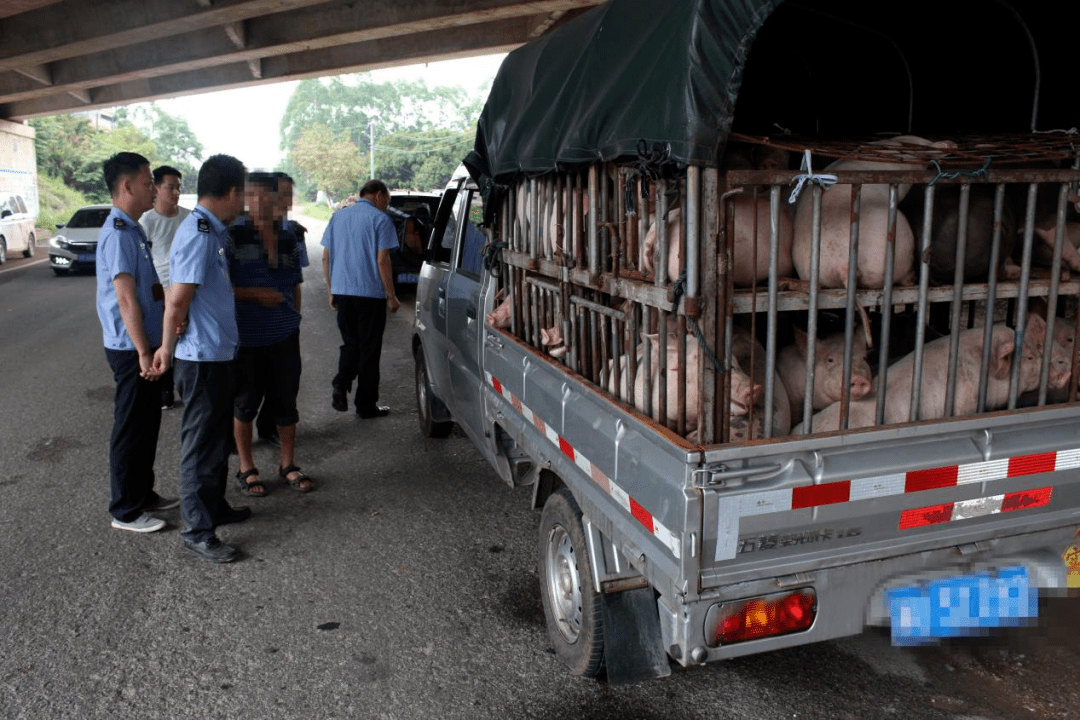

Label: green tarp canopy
[465,0,1076,192]
[466,0,773,184]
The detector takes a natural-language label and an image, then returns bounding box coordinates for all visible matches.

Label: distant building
[0,118,37,216]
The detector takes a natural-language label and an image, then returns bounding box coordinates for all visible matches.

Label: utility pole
[369,120,375,180]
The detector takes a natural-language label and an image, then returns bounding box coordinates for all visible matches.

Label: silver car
[48,204,112,275]
[0,191,37,264]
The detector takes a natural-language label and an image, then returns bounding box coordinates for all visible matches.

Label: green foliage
[31,104,207,205]
[290,124,363,205]
[36,172,91,230]
[280,74,490,194]
[296,203,331,221]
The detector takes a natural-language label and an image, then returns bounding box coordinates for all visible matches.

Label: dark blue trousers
[175,359,233,543]
[332,295,387,409]
[105,348,162,523]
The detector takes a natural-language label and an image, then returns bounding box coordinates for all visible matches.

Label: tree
[280,74,489,192]
[290,124,363,206]
[116,104,204,192]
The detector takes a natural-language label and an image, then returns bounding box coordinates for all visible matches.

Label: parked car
[387,192,441,286]
[334,190,443,287]
[0,191,38,264]
[48,204,112,275]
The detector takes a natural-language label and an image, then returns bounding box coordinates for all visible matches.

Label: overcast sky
[144,53,507,171]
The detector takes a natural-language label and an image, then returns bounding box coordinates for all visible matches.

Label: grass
[296,203,331,221]
[37,173,91,232]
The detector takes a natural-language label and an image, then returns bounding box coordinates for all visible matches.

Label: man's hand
[152,346,173,375]
[138,350,160,380]
[254,288,285,307]
[327,292,337,310]
[386,295,400,313]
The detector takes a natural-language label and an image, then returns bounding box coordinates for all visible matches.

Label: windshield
[66,208,111,228]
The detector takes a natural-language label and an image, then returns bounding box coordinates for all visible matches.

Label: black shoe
[143,492,180,511]
[331,388,348,412]
[258,432,282,448]
[356,404,390,419]
[217,505,252,525]
[183,536,238,563]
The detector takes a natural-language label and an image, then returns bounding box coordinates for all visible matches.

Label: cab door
[416,177,463,406]
[445,186,490,447]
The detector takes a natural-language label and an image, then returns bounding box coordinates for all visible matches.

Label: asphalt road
[1,220,1078,720]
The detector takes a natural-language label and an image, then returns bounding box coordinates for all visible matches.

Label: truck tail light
[705,589,817,646]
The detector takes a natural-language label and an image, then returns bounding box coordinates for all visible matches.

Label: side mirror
[56,223,65,229]
[0,210,11,219]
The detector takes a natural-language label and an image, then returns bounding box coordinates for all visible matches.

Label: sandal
[236,467,269,497]
[279,465,314,493]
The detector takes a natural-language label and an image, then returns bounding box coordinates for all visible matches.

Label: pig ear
[1026,313,1047,343]
[794,328,808,353]
[993,340,1016,379]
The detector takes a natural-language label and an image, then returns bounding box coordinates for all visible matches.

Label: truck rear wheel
[415,351,453,438]
[539,488,604,677]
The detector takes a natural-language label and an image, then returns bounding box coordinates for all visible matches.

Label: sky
[144,53,508,172]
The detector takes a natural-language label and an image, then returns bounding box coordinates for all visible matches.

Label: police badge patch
[197,218,210,232]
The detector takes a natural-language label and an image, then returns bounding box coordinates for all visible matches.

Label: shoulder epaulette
[197,218,210,233]
[113,218,125,229]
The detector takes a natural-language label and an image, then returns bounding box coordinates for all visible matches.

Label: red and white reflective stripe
[714,449,1079,560]
[487,372,680,559]
[899,486,1054,530]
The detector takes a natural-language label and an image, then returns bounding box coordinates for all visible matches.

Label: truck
[411,0,1080,683]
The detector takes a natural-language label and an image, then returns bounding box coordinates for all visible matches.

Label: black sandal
[279,465,314,493]
[236,467,269,497]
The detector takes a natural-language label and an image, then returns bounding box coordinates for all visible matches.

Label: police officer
[96,152,177,533]
[155,154,249,563]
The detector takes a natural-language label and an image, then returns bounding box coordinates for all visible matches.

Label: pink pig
[796,314,1063,433]
[778,327,873,424]
[792,136,955,289]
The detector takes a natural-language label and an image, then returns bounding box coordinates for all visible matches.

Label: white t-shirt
[139,206,191,287]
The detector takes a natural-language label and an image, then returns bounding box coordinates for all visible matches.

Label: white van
[0,191,37,263]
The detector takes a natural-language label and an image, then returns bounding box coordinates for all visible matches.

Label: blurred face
[131,165,156,215]
[246,183,274,220]
[156,173,181,215]
[274,180,293,220]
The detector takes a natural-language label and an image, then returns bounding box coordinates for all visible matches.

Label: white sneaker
[111,513,166,533]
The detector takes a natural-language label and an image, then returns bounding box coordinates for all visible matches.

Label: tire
[415,351,453,438]
[0,237,6,264]
[52,267,69,276]
[539,488,605,677]
[22,233,34,258]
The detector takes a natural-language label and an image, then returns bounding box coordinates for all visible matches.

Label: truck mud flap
[600,587,671,684]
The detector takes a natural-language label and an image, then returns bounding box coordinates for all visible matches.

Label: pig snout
[486,292,512,329]
[850,373,872,400]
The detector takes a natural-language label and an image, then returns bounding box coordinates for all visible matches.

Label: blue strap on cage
[788,149,838,204]
[928,157,991,186]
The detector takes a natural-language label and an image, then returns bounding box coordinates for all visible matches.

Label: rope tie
[928,156,991,186]
[482,240,507,275]
[788,149,838,204]
[670,270,726,375]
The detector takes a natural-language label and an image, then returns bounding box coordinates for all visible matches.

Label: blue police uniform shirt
[228,217,307,347]
[170,205,239,362]
[320,198,398,298]
[95,207,163,350]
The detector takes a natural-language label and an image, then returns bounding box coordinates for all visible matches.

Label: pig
[902,185,1019,283]
[778,326,872,424]
[486,289,512,329]
[1033,221,1080,273]
[642,196,795,287]
[540,325,566,358]
[607,331,763,443]
[728,327,792,440]
[794,314,1063,433]
[792,136,956,289]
